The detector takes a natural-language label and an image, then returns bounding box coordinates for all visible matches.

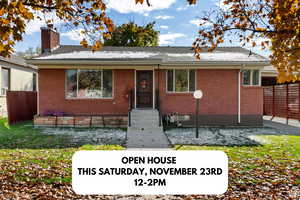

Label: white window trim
[65,69,114,99]
[166,69,197,93]
[0,67,10,97]
[242,69,261,86]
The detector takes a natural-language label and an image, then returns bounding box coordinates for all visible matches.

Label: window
[66,69,113,98]
[242,70,260,86]
[167,69,196,92]
[1,68,10,96]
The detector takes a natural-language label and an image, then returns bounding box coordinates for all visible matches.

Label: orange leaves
[91,40,103,52]
[135,0,144,4]
[1,0,200,57]
[135,0,151,6]
[269,0,300,82]
[192,0,299,83]
[255,27,266,32]
[0,0,118,56]
[187,0,198,4]
[80,39,88,48]
[0,8,5,16]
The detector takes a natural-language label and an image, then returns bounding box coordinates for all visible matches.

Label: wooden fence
[263,83,300,121]
[6,91,37,125]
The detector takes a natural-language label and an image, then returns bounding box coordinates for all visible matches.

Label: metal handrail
[155,90,162,127]
[128,90,134,127]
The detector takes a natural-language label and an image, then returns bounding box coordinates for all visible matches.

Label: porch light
[193,90,203,99]
[193,90,203,138]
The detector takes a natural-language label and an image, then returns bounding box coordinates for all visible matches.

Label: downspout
[158,64,162,126]
[238,69,241,124]
[157,64,160,101]
[37,72,40,115]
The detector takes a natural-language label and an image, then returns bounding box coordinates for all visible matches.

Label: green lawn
[175,136,300,198]
[0,118,299,199]
[0,119,124,186]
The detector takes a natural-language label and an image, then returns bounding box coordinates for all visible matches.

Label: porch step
[129,109,161,128]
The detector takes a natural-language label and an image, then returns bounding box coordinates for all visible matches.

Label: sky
[14,0,270,58]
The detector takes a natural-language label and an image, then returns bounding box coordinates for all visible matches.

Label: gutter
[160,61,270,67]
[27,59,270,68]
[27,59,163,66]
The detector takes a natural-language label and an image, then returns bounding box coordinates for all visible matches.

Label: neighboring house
[0,56,37,116]
[261,65,278,86]
[28,26,269,127]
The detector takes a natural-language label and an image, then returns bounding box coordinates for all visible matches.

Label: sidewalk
[263,116,300,135]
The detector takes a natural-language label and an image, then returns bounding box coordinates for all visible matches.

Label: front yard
[0,119,299,199]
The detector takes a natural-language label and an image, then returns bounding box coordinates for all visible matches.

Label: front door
[136,70,153,108]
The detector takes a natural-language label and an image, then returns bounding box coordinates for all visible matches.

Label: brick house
[28,26,269,127]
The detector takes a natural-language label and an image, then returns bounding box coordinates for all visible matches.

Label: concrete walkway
[263,117,300,136]
[264,115,300,128]
[126,109,171,148]
[126,127,171,148]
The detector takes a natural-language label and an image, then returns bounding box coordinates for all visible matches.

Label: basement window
[167,69,196,93]
[242,70,260,86]
[66,69,113,98]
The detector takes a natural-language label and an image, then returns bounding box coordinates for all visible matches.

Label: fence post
[271,85,275,120]
[263,87,265,115]
[286,84,289,124]
[299,83,300,121]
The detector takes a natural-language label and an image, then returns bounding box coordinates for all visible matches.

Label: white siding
[10,67,34,91]
[0,61,36,117]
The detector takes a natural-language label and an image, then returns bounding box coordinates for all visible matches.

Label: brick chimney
[41,24,60,53]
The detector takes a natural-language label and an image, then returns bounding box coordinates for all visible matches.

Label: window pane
[78,70,102,98]
[242,70,251,85]
[1,68,9,95]
[189,70,196,91]
[2,68,9,88]
[66,70,77,98]
[103,70,113,97]
[175,69,188,92]
[252,70,259,85]
[167,70,174,92]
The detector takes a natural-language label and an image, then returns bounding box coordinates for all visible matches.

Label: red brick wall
[38,68,262,117]
[38,69,134,115]
[241,86,263,115]
[156,69,240,115]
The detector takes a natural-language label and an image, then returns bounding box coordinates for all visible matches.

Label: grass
[0,118,299,189]
[175,135,300,187]
[0,118,124,184]
[174,135,300,160]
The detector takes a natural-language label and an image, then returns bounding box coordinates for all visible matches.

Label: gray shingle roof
[0,56,37,70]
[32,45,269,64]
[41,45,253,54]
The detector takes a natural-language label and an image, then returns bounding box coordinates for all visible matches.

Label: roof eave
[0,57,37,71]
[27,59,162,66]
[27,59,269,67]
[161,61,270,66]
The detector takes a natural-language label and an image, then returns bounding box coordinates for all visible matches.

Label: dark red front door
[136,70,153,108]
